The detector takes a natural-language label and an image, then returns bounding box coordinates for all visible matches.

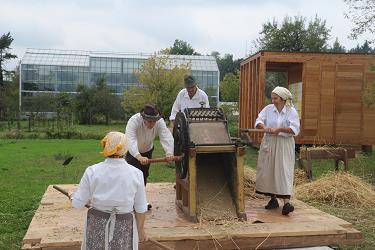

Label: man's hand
[136,155,149,165]
[165,155,175,162]
[169,120,174,129]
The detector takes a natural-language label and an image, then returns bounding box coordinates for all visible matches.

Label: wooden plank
[140,234,361,250]
[144,222,347,241]
[188,149,197,219]
[23,183,363,250]
[235,147,245,214]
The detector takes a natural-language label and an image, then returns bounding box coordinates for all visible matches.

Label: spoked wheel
[173,111,189,179]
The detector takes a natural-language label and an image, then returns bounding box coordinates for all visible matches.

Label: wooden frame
[299,147,356,179]
[240,51,375,146]
[175,145,246,222]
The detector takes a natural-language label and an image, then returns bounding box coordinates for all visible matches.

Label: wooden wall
[239,51,375,146]
[240,54,265,145]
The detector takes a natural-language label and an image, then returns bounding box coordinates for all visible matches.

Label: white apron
[256,134,295,196]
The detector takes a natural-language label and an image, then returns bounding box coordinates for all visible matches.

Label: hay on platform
[243,167,263,199]
[295,171,375,208]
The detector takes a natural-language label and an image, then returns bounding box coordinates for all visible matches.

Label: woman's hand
[138,229,148,242]
[264,127,279,134]
[68,191,73,201]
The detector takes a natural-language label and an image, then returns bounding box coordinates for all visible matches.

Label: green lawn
[0,139,374,249]
[0,139,174,249]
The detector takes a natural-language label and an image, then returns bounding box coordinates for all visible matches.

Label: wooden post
[236,146,247,220]
[176,172,181,201]
[188,148,197,221]
[306,149,312,179]
[343,149,348,172]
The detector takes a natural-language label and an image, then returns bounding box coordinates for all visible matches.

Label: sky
[1,0,373,70]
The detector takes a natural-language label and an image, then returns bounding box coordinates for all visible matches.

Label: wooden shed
[239,51,375,146]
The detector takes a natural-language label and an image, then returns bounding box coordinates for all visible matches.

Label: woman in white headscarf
[71,131,148,250]
[254,86,300,215]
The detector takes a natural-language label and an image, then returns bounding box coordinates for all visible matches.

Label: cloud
[1,0,373,70]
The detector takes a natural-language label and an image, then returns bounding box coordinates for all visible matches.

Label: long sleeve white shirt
[255,104,300,137]
[125,113,174,157]
[169,87,210,120]
[72,158,147,213]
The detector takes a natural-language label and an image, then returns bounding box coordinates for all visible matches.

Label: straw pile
[294,168,310,186]
[295,171,375,208]
[244,167,310,198]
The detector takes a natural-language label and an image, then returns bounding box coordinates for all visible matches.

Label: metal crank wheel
[173,111,189,179]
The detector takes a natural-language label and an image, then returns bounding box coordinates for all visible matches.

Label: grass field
[0,139,374,249]
[0,139,174,249]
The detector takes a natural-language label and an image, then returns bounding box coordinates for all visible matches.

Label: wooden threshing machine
[173,107,247,222]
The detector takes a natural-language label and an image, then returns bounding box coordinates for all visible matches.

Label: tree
[74,76,122,125]
[165,39,200,55]
[330,38,346,52]
[55,93,74,131]
[220,71,240,102]
[349,40,374,53]
[344,0,375,43]
[75,84,95,124]
[212,52,242,81]
[0,70,19,128]
[92,77,123,125]
[28,93,56,113]
[254,15,331,52]
[0,32,17,87]
[122,55,191,119]
[265,72,288,101]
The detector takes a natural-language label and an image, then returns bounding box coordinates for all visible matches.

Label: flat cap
[184,75,196,87]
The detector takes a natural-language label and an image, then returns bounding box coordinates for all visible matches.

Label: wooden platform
[22,183,361,250]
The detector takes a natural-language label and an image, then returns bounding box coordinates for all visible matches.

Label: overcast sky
[1,0,373,70]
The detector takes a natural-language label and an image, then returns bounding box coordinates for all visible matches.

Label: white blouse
[169,87,210,120]
[255,104,300,137]
[72,158,147,213]
[125,113,174,157]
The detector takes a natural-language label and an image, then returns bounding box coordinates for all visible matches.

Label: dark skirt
[85,208,133,250]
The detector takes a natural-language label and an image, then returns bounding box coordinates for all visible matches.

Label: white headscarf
[100,132,129,157]
[272,86,293,108]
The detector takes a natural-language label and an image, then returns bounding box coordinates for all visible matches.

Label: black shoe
[265,197,279,209]
[282,203,294,215]
[147,203,152,210]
